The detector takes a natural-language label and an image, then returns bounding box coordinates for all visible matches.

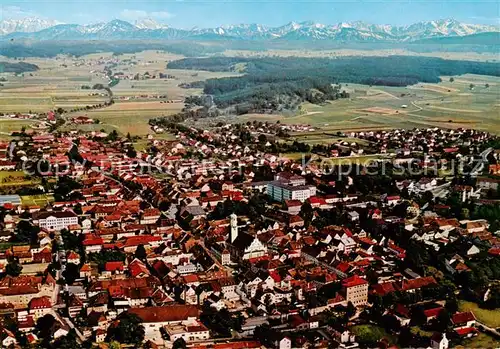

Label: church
[226,214,267,261]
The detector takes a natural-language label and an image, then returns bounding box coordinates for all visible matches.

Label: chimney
[230,213,238,243]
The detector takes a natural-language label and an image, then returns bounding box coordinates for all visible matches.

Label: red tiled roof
[104,261,124,272]
[371,282,396,296]
[424,307,443,318]
[342,275,368,288]
[128,305,199,323]
[455,327,477,336]
[452,311,476,325]
[400,276,437,291]
[29,296,51,309]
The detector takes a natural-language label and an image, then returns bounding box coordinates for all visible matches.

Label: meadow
[235,74,500,138]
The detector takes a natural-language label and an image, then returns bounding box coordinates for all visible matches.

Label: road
[478,321,500,338]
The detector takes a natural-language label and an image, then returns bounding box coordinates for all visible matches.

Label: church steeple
[230,213,238,243]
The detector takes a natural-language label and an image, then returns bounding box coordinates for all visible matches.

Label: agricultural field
[0,119,37,139]
[0,171,40,187]
[233,74,500,138]
[1,50,499,139]
[1,50,240,137]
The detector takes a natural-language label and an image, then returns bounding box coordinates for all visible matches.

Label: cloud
[120,9,174,21]
[1,5,38,19]
[468,16,500,24]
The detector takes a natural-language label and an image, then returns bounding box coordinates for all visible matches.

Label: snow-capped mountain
[1,17,498,42]
[0,17,62,35]
[134,18,169,30]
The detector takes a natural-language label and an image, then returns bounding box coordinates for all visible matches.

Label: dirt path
[369,89,401,100]
[426,105,481,113]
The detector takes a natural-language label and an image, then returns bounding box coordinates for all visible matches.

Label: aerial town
[0,112,498,349]
[1,2,500,348]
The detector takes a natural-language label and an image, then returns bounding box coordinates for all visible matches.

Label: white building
[33,211,78,231]
[164,321,210,344]
[267,173,316,203]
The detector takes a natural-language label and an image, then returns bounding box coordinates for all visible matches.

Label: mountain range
[1,18,498,43]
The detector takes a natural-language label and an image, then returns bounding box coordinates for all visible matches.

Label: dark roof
[128,305,199,323]
[34,211,77,220]
[230,231,256,251]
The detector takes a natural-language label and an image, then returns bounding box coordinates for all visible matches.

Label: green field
[20,194,55,207]
[458,333,500,349]
[351,324,396,345]
[459,301,500,328]
[233,74,500,136]
[0,119,39,139]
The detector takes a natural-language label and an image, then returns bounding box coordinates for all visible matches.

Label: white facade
[37,214,78,231]
[267,182,316,203]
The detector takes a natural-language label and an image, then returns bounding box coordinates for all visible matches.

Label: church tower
[230,213,238,243]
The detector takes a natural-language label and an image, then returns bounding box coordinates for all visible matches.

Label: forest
[168,55,500,112]
[0,41,225,58]
[0,61,39,73]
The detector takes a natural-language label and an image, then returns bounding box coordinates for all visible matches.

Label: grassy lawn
[321,154,391,166]
[351,324,396,345]
[457,333,500,349]
[0,119,37,135]
[0,242,26,252]
[459,301,500,328]
[411,326,433,338]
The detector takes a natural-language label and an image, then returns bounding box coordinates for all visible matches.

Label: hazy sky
[1,0,499,28]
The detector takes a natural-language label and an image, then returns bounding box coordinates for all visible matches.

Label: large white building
[267,173,316,203]
[33,211,79,231]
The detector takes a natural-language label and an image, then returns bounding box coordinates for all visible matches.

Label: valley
[1,50,499,140]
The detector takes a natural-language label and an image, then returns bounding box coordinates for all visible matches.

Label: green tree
[173,338,187,349]
[52,329,82,349]
[36,314,56,341]
[62,263,80,285]
[300,201,314,227]
[5,259,22,276]
[108,341,121,349]
[434,309,451,332]
[445,296,458,314]
[346,301,356,318]
[135,244,147,261]
[106,313,145,345]
[126,147,137,158]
